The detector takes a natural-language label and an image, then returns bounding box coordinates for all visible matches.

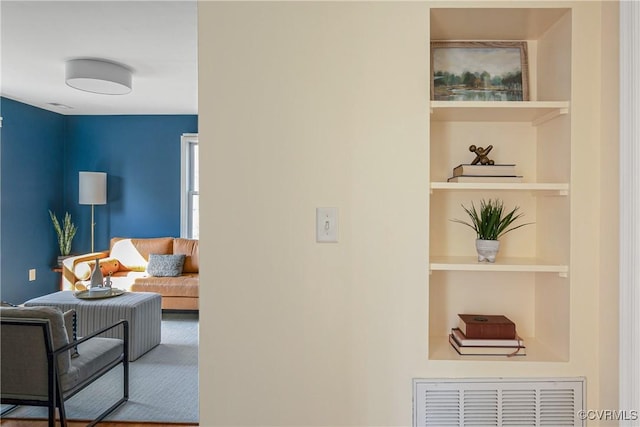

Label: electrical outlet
[29,269,36,281]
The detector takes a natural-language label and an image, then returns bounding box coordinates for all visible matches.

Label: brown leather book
[458,314,516,339]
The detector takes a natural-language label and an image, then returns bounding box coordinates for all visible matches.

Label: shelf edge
[429,262,569,274]
[430,182,569,194]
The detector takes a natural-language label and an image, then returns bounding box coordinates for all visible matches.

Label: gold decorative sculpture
[469,144,495,165]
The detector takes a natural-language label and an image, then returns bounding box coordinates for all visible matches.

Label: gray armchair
[1,305,129,427]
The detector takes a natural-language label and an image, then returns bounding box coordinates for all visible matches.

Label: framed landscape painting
[431,41,529,101]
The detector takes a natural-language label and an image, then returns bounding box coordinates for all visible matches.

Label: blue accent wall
[1,97,66,304]
[65,115,198,253]
[0,97,197,304]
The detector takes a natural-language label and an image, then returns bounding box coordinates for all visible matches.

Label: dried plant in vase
[49,210,77,265]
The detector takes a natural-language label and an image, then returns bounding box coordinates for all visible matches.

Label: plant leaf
[450,198,533,241]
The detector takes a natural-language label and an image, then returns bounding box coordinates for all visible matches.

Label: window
[181,133,199,238]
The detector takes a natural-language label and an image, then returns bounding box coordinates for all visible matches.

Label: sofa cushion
[110,237,174,271]
[132,274,199,298]
[147,254,186,277]
[108,271,148,291]
[61,336,122,393]
[174,238,199,273]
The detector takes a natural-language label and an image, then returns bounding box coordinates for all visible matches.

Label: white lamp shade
[66,59,132,95]
[79,172,107,205]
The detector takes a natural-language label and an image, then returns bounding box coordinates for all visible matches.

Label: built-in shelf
[430,101,570,125]
[430,182,569,195]
[427,6,573,364]
[430,256,569,276]
[428,335,565,362]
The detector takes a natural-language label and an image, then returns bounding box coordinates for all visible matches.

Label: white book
[451,328,524,347]
[447,175,523,183]
[449,334,526,356]
[453,164,517,177]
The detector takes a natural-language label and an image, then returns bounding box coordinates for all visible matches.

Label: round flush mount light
[65,59,132,95]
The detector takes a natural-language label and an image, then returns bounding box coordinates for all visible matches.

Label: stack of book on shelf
[447,164,523,183]
[449,314,526,356]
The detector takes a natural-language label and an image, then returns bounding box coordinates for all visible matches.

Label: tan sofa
[62,237,198,311]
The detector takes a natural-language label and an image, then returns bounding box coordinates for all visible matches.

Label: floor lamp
[79,171,107,252]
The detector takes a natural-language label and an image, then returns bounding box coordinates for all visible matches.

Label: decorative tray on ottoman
[74,288,125,300]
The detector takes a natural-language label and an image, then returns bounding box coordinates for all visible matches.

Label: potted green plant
[49,210,78,266]
[451,198,532,262]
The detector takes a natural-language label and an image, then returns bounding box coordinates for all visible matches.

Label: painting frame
[430,41,529,101]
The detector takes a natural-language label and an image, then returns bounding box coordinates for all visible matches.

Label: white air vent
[413,377,585,427]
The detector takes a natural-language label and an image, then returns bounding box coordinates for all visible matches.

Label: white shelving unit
[428,7,572,362]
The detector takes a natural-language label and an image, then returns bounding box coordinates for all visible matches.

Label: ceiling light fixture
[65,59,132,95]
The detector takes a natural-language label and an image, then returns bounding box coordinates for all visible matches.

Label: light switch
[316,207,338,243]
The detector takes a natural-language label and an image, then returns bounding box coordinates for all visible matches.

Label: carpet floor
[1,312,199,424]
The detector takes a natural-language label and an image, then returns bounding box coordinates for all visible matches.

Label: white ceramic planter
[476,239,500,263]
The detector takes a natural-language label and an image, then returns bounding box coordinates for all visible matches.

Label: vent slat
[425,416,459,420]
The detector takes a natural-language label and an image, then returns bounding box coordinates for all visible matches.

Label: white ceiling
[1,1,198,115]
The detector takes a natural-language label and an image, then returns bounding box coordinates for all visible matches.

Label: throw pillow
[74,257,120,281]
[147,254,186,277]
[63,309,80,358]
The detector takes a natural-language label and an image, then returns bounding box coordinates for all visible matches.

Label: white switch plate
[28,269,36,281]
[316,207,338,243]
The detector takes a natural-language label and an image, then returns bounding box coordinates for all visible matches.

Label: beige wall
[198,2,619,425]
[598,0,620,420]
[199,3,430,424]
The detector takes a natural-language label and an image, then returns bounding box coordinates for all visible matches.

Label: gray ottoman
[24,290,161,361]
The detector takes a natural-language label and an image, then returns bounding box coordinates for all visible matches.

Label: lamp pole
[91,204,96,252]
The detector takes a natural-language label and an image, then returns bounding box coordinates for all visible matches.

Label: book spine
[451,328,523,347]
[453,165,517,177]
[463,323,516,339]
[447,176,523,183]
[449,335,526,356]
